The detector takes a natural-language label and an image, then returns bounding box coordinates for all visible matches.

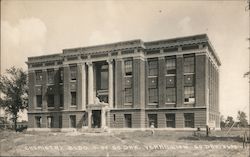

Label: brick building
[26,34,220,130]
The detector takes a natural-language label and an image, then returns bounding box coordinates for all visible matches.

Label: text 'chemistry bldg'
[26,34,220,130]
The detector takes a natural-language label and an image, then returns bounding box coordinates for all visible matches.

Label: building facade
[26,34,220,130]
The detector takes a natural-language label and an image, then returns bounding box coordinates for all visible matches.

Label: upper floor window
[166,57,176,75]
[184,75,194,86]
[100,64,108,90]
[36,95,42,108]
[183,55,195,73]
[166,88,176,103]
[59,68,64,83]
[148,59,158,76]
[70,65,77,80]
[71,92,76,106]
[184,87,195,103]
[35,70,43,83]
[125,60,133,76]
[47,69,54,84]
[125,88,132,103]
[60,94,64,107]
[47,94,55,107]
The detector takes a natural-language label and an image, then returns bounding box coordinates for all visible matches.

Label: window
[70,65,77,80]
[184,113,194,128]
[36,95,42,108]
[149,88,158,103]
[184,56,195,73]
[166,114,175,128]
[59,116,62,128]
[166,76,176,103]
[100,65,108,90]
[124,71,132,104]
[35,71,43,84]
[125,77,132,87]
[166,58,176,74]
[148,114,158,128]
[148,77,158,87]
[113,114,116,122]
[47,94,54,107]
[166,76,175,87]
[124,114,132,128]
[60,94,64,107]
[184,87,195,103]
[184,75,194,86]
[71,92,76,106]
[125,88,132,103]
[148,59,158,76]
[35,116,42,128]
[47,69,54,84]
[125,60,133,76]
[166,88,176,103]
[47,116,54,128]
[59,68,63,83]
[69,115,76,128]
[148,77,158,103]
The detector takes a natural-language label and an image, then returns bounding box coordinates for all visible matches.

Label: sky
[1,0,249,121]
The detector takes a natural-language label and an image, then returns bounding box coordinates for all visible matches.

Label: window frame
[36,95,42,108]
[124,60,133,76]
[124,114,132,128]
[166,113,176,128]
[47,94,55,107]
[166,88,176,104]
[184,86,195,104]
[165,57,176,75]
[148,59,158,76]
[69,115,76,128]
[70,65,77,81]
[183,55,195,74]
[70,92,77,106]
[47,69,55,84]
[35,70,43,84]
[184,113,194,128]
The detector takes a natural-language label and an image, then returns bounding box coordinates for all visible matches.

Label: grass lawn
[0,129,249,157]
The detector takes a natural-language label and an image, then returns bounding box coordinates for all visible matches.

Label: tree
[220,115,226,128]
[0,67,28,131]
[225,116,234,127]
[237,111,248,127]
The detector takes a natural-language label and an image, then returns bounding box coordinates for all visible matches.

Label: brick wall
[63,66,70,110]
[176,55,184,107]
[195,54,207,107]
[158,57,166,108]
[28,71,35,111]
[115,59,123,108]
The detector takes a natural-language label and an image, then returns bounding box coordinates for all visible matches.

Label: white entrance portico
[85,60,113,129]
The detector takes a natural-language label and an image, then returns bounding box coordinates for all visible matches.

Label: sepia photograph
[0,0,250,156]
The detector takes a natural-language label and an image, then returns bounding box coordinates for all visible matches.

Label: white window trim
[184,72,195,75]
[165,74,176,77]
[124,103,132,106]
[148,103,158,106]
[165,102,176,105]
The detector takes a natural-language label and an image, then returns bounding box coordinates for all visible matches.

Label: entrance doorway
[92,110,101,128]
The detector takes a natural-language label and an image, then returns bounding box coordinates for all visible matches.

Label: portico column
[87,62,94,104]
[88,110,92,128]
[107,59,113,108]
[82,63,86,110]
[101,108,106,128]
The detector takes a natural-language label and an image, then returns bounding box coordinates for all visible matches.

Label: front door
[92,110,101,128]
